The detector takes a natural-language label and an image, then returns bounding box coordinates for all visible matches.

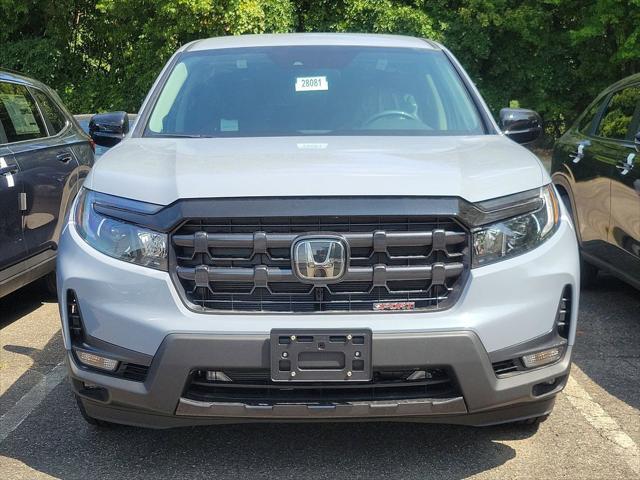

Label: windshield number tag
[295,76,328,92]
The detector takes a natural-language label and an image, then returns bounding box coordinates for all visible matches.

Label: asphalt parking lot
[0,275,638,479]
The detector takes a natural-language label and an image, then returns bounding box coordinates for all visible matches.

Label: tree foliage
[1,0,638,132]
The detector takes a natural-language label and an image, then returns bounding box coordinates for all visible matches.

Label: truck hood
[86,135,547,206]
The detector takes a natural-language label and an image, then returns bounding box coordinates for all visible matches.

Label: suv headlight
[472,185,560,267]
[74,188,168,270]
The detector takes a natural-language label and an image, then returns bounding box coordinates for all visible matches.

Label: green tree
[1,0,638,135]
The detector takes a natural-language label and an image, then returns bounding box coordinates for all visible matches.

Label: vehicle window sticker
[295,76,328,92]
[0,94,40,135]
[220,119,238,132]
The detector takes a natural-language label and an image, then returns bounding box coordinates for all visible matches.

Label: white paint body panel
[61,33,576,367]
[58,208,579,356]
[86,135,547,205]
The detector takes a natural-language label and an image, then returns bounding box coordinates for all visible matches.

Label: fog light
[206,370,232,382]
[75,349,119,372]
[521,347,563,369]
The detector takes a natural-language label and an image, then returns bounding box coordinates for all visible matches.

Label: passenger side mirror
[499,108,543,145]
[89,111,129,148]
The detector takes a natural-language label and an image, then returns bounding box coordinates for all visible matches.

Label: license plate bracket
[270,329,372,382]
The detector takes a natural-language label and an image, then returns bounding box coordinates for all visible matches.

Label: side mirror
[499,108,543,144]
[89,111,129,148]
[635,131,640,152]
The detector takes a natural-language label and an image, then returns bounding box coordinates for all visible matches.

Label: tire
[74,394,112,427]
[558,190,598,289]
[509,414,549,428]
[520,414,549,425]
[580,257,599,289]
[42,271,58,298]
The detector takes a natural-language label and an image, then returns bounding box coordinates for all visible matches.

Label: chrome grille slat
[170,215,469,313]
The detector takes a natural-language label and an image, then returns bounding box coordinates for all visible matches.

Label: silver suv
[58,34,579,428]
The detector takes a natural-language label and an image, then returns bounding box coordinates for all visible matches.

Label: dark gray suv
[0,70,94,298]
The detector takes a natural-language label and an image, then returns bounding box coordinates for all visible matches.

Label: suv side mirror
[499,108,543,144]
[89,111,129,148]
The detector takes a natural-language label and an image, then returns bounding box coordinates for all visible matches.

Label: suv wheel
[558,190,598,289]
[74,394,113,427]
[42,272,58,298]
[580,258,599,289]
[508,414,550,428]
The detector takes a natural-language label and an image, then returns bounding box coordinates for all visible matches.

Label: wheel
[74,394,113,427]
[580,257,599,289]
[558,190,598,289]
[519,414,549,425]
[508,414,550,428]
[42,271,58,298]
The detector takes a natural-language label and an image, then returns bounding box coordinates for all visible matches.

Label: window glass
[0,82,47,143]
[596,85,640,140]
[578,97,605,134]
[146,46,484,138]
[33,89,67,134]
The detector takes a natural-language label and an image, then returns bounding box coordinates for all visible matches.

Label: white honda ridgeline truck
[58,33,579,429]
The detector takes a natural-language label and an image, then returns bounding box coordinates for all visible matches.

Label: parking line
[564,370,640,475]
[0,363,67,443]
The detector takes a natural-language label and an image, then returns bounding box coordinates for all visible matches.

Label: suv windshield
[145,46,484,138]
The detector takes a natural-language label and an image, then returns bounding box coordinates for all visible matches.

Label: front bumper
[58,201,579,427]
[67,330,571,428]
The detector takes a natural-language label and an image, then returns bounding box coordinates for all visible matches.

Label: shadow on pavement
[0,379,535,480]
[0,280,57,329]
[0,330,64,417]
[572,273,640,410]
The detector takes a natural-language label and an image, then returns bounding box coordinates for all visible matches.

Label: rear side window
[596,85,640,140]
[0,81,47,143]
[33,89,68,134]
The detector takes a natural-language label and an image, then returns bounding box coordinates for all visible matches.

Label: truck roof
[187,33,439,52]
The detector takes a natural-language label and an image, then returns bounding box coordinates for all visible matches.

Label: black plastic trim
[92,194,544,233]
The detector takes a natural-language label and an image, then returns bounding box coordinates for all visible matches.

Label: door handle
[56,153,73,163]
[616,153,636,176]
[569,143,587,164]
[0,165,18,176]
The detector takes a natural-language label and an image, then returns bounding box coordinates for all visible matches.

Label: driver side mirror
[499,108,543,145]
[89,111,129,148]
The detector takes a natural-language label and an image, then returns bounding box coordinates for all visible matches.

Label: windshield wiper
[296,130,333,135]
[154,133,214,138]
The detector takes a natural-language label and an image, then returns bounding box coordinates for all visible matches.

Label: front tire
[580,257,598,289]
[74,394,113,427]
[558,189,598,289]
[42,271,58,298]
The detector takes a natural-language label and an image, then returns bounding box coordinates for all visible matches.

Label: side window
[0,81,47,143]
[596,85,640,140]
[578,97,606,134]
[33,89,68,134]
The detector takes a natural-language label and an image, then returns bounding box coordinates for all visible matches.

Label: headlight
[472,185,560,267]
[74,188,168,270]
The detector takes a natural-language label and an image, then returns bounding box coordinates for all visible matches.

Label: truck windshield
[145,46,485,138]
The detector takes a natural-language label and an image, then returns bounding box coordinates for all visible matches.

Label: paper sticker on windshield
[295,76,328,92]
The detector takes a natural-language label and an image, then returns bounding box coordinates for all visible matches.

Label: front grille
[184,368,460,404]
[171,216,469,313]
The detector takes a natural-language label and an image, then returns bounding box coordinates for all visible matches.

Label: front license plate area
[270,329,372,382]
